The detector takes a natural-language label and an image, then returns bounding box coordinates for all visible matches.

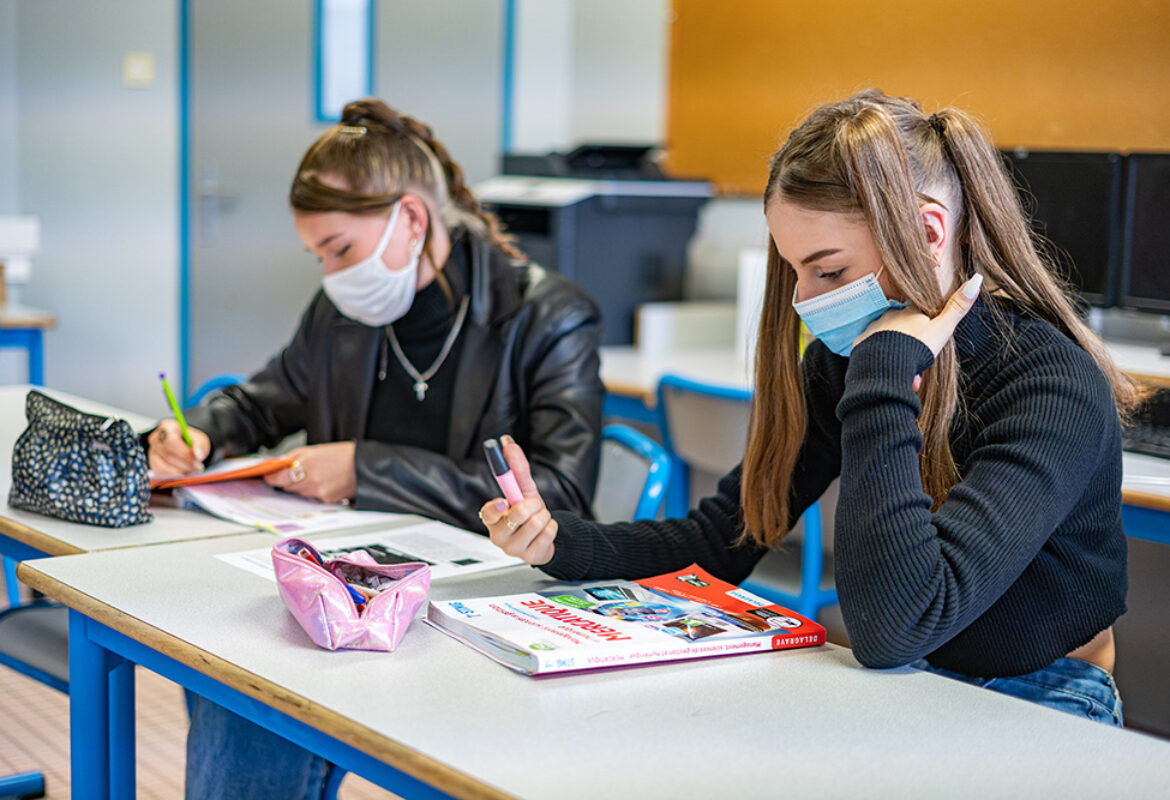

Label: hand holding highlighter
[483,437,524,505]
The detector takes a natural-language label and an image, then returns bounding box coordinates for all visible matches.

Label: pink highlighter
[483,438,524,505]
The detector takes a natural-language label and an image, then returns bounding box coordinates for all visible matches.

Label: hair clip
[339,125,367,136]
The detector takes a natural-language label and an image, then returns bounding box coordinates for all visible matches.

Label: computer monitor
[1120,153,1170,314]
[999,150,1123,307]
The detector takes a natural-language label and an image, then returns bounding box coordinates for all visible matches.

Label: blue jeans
[185,692,333,799]
[912,657,1124,727]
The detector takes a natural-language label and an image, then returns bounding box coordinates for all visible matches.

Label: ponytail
[930,107,1146,417]
[290,98,526,269]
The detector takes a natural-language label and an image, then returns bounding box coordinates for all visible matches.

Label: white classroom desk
[0,385,254,559]
[599,338,1170,402]
[600,345,1170,530]
[18,533,1170,800]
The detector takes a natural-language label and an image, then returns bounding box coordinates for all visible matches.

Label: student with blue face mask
[479,89,1147,728]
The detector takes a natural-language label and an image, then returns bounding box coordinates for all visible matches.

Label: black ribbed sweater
[547,298,1127,678]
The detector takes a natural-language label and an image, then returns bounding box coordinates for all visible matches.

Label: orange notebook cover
[150,456,295,490]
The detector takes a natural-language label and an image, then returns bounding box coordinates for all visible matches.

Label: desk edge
[1123,489,1170,514]
[15,562,519,800]
[0,515,84,556]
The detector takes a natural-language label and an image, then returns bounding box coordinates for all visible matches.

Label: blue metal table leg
[27,329,43,386]
[0,328,43,387]
[109,657,136,800]
[3,556,21,608]
[0,771,46,798]
[69,610,112,800]
[798,502,824,620]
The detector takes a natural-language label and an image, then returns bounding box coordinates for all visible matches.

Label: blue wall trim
[367,0,376,102]
[314,0,375,123]
[313,0,323,120]
[500,0,516,154]
[178,0,191,402]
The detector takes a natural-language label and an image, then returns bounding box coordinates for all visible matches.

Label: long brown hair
[742,89,1145,548]
[289,98,525,290]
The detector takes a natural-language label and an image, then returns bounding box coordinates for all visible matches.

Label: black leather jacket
[184,234,604,530]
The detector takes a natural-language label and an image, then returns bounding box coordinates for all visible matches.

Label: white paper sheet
[216,520,522,582]
[175,478,405,534]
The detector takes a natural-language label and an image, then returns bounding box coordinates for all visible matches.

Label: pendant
[413,380,428,401]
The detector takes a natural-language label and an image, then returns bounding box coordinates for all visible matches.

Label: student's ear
[921,202,949,265]
[399,194,431,243]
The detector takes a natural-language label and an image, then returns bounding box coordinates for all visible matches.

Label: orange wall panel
[666,0,1170,195]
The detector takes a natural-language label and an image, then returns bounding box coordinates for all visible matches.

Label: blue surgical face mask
[791,272,906,357]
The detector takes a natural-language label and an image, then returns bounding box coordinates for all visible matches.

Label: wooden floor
[0,582,395,799]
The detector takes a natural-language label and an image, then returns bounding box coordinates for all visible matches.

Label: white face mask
[321,202,425,327]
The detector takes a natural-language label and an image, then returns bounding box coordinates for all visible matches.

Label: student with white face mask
[145,98,604,799]
[480,90,1146,730]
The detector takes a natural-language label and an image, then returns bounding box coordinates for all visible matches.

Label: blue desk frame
[1121,502,1170,546]
[0,326,44,385]
[65,609,457,800]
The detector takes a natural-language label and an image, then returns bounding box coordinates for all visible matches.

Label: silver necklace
[386,295,470,401]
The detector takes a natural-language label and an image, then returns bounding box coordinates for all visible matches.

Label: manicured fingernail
[501,434,514,446]
[495,500,508,511]
[962,273,983,299]
[194,448,207,462]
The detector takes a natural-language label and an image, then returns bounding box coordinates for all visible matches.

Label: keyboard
[1122,388,1170,459]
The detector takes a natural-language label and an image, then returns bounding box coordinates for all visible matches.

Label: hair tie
[338,114,367,135]
[928,113,946,137]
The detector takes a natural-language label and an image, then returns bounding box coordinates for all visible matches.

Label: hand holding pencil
[148,372,211,476]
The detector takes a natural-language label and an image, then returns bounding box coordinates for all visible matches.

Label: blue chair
[593,423,671,522]
[187,372,247,406]
[655,373,837,621]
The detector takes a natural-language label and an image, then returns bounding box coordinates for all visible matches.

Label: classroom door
[187,0,324,395]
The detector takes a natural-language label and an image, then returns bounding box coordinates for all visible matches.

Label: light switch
[122,52,155,89]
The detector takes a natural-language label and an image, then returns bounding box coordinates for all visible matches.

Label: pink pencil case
[271,537,431,652]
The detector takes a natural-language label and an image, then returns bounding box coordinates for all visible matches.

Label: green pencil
[158,371,195,451]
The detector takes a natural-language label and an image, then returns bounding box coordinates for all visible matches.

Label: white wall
[0,0,17,214]
[0,0,27,384]
[510,0,755,301]
[512,0,573,153]
[569,0,668,147]
[16,0,179,415]
[686,197,769,300]
[513,0,668,152]
[376,0,503,184]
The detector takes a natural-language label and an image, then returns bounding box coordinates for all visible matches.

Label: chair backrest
[592,424,671,523]
[657,374,751,488]
[187,372,247,406]
[656,373,838,620]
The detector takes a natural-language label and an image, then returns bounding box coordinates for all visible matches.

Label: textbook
[427,564,825,675]
[150,456,294,489]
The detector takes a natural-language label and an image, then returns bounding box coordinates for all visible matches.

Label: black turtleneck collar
[390,228,472,343]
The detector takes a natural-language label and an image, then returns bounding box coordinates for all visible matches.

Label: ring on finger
[504,516,520,531]
[158,428,168,443]
[289,460,307,483]
[477,510,486,524]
